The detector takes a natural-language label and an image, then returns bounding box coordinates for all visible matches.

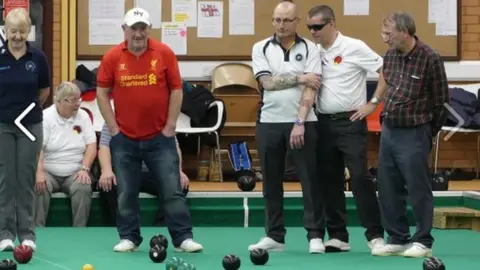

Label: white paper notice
[435,0,457,36]
[161,23,187,55]
[197,1,223,38]
[344,0,369,16]
[89,19,124,45]
[89,0,125,20]
[88,0,124,45]
[229,0,254,35]
[172,0,197,27]
[137,0,162,28]
[428,0,442,23]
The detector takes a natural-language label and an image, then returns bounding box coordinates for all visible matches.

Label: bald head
[273,1,298,18]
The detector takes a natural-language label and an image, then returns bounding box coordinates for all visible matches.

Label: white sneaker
[309,238,325,254]
[174,239,203,253]
[113,239,138,252]
[324,239,351,252]
[403,242,432,258]
[21,240,36,251]
[0,239,15,252]
[372,243,409,256]
[248,237,284,252]
[368,238,385,252]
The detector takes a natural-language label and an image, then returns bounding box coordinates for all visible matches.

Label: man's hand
[299,73,322,90]
[98,170,116,192]
[35,171,47,194]
[162,124,176,137]
[290,124,305,149]
[180,171,189,190]
[75,170,91,185]
[350,103,377,121]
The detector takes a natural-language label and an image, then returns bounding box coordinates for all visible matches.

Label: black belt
[317,111,355,120]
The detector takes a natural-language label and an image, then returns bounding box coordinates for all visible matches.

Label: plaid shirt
[382,37,449,134]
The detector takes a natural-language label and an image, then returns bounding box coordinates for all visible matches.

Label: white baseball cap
[124,8,151,26]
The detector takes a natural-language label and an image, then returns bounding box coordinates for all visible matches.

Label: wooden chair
[211,63,260,137]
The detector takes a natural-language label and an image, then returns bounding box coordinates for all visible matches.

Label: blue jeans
[110,131,193,247]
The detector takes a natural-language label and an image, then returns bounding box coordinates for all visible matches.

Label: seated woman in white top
[35,82,97,227]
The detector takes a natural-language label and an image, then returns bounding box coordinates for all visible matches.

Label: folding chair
[175,101,225,182]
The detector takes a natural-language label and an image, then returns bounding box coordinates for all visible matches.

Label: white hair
[54,82,81,102]
[4,8,32,32]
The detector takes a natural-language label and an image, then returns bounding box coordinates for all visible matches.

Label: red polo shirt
[96,39,182,139]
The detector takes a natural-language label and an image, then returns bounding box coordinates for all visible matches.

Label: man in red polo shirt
[96,7,203,253]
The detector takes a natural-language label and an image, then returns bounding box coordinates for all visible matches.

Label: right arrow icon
[14,102,37,142]
[443,102,465,141]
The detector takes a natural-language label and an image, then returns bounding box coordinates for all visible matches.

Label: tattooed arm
[258,73,322,92]
[258,74,300,91]
[252,41,320,92]
[297,86,317,121]
[295,40,322,120]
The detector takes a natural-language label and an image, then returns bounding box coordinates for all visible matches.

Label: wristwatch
[295,118,304,125]
[370,96,381,105]
[80,165,90,172]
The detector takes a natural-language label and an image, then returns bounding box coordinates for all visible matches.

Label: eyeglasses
[272,17,298,24]
[64,98,82,104]
[306,22,330,32]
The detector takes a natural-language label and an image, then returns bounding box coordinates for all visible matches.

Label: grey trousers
[35,171,93,227]
[256,122,324,243]
[377,122,434,248]
[0,122,43,242]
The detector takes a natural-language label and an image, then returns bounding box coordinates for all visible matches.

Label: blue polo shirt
[0,41,51,124]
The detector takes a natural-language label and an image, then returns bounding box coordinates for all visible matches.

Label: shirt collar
[0,41,34,56]
[53,106,75,125]
[391,35,421,59]
[271,33,304,46]
[403,35,420,59]
[318,31,344,52]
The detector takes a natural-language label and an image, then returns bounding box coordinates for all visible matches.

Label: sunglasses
[306,22,329,31]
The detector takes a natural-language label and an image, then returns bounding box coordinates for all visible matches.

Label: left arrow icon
[15,102,36,142]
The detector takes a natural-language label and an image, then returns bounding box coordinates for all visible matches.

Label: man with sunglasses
[306,5,386,254]
[248,1,325,253]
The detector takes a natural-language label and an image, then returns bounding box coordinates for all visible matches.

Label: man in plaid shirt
[368,12,449,258]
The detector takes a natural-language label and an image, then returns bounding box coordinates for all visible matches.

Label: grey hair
[308,5,335,21]
[54,82,80,102]
[383,11,416,36]
[4,8,31,31]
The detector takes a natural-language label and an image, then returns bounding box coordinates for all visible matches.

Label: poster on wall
[3,0,30,18]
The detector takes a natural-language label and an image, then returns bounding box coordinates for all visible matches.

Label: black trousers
[316,112,384,242]
[377,122,434,248]
[99,171,166,226]
[256,122,324,243]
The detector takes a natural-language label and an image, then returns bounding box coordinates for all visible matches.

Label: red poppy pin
[334,55,343,65]
[73,125,82,134]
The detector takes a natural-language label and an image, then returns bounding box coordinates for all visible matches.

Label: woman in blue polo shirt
[0,8,50,252]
